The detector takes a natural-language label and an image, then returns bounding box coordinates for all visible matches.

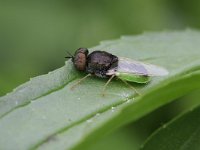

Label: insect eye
[73,48,89,71]
[76,48,88,56]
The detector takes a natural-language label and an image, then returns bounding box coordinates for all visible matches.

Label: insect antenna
[65,56,72,58]
[65,51,74,59]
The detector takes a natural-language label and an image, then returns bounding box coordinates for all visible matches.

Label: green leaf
[1,30,200,150]
[141,105,200,150]
[87,127,142,150]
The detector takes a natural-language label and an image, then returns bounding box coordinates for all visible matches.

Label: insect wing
[107,57,169,76]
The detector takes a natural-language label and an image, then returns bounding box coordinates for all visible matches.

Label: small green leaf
[141,105,200,150]
[0,30,200,150]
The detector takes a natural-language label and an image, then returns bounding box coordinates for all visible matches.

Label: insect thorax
[86,51,118,78]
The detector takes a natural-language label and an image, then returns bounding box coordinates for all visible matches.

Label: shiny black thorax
[86,51,118,78]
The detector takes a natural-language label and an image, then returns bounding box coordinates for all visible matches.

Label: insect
[66,48,169,95]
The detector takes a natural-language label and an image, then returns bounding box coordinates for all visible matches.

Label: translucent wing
[107,57,169,76]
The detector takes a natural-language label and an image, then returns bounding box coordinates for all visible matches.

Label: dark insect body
[66,48,169,94]
[86,50,118,78]
[68,48,118,78]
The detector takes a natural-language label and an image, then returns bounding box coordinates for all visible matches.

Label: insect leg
[119,78,140,95]
[70,74,91,90]
[101,75,115,96]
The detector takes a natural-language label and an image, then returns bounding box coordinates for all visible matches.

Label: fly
[66,48,169,95]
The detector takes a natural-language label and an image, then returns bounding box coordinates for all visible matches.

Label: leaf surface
[0,30,200,150]
[141,105,200,150]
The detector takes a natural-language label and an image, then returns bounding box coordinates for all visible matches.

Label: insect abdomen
[115,72,151,83]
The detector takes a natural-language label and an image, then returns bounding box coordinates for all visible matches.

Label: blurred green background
[1,0,200,96]
[1,1,200,149]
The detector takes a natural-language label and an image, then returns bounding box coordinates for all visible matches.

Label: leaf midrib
[2,59,200,121]
[0,76,78,119]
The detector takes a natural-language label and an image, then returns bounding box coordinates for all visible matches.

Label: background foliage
[1,0,200,95]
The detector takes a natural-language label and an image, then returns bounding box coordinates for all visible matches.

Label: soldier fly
[66,48,168,95]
